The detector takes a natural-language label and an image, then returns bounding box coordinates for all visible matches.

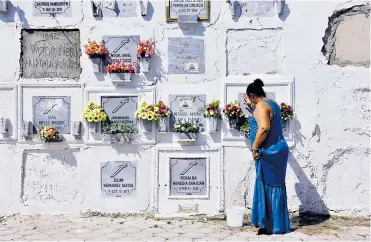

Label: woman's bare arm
[252,102,271,150]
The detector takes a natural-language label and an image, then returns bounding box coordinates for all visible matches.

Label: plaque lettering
[167,0,210,21]
[170,158,207,196]
[169,94,206,132]
[103,35,139,64]
[101,161,137,197]
[101,96,138,124]
[32,96,71,134]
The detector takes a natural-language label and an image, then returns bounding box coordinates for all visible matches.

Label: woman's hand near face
[243,94,251,105]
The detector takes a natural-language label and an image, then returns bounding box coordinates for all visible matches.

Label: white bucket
[226,206,246,227]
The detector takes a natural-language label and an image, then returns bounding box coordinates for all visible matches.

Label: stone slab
[101,161,137,197]
[227,29,283,75]
[169,158,207,196]
[21,30,81,79]
[33,0,72,16]
[169,94,206,132]
[168,37,205,74]
[99,0,139,17]
[103,35,139,63]
[32,96,71,134]
[101,96,138,124]
[21,150,80,204]
[239,1,276,17]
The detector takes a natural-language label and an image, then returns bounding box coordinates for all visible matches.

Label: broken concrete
[322,4,370,67]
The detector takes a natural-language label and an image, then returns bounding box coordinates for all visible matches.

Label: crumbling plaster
[0,0,369,216]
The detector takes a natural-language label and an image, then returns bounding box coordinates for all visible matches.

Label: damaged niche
[20,29,82,79]
[321,4,370,67]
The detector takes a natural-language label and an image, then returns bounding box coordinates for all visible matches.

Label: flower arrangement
[103,122,138,136]
[137,39,155,58]
[84,40,109,58]
[280,102,295,121]
[135,101,159,121]
[173,120,199,133]
[105,61,138,73]
[38,126,60,142]
[82,101,108,123]
[222,101,244,118]
[204,99,221,118]
[239,117,250,138]
[154,100,171,117]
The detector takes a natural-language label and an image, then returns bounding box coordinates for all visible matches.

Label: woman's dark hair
[246,78,266,97]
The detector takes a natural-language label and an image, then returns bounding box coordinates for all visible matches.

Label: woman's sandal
[256,227,267,235]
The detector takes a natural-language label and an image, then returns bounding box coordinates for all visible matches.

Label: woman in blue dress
[244,78,291,235]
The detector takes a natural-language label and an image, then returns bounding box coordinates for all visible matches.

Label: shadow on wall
[138,53,165,86]
[288,119,330,227]
[0,1,29,28]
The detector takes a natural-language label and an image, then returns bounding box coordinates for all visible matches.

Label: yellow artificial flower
[153,114,159,121]
[148,111,155,117]
[141,112,148,120]
[147,114,154,120]
[87,115,94,122]
[137,112,143,119]
[154,107,159,112]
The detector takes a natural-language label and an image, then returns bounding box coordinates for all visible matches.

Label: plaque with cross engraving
[103,35,139,64]
[101,161,137,197]
[170,158,207,196]
[101,96,138,125]
[32,96,71,134]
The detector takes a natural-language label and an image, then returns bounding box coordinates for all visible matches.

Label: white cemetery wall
[0,0,369,216]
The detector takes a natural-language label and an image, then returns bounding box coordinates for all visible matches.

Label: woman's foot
[256,227,267,235]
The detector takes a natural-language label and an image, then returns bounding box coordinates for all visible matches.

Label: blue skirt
[251,177,291,234]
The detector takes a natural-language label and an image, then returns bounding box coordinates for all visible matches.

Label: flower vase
[206,117,218,133]
[176,132,197,143]
[244,132,250,139]
[140,119,152,133]
[88,122,98,133]
[122,134,132,143]
[110,73,132,83]
[282,120,289,131]
[158,116,169,132]
[141,57,151,72]
[227,116,238,130]
[90,57,103,73]
[102,134,112,143]
[228,116,244,130]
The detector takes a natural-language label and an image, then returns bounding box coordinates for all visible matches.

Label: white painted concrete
[0,0,369,216]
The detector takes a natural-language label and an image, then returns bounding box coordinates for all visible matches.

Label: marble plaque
[33,0,72,16]
[103,35,139,63]
[99,0,138,17]
[238,93,252,117]
[101,96,138,124]
[239,1,276,17]
[169,94,206,132]
[266,92,276,100]
[167,0,210,21]
[32,96,71,134]
[168,37,205,74]
[21,30,81,79]
[101,161,137,197]
[170,158,207,196]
